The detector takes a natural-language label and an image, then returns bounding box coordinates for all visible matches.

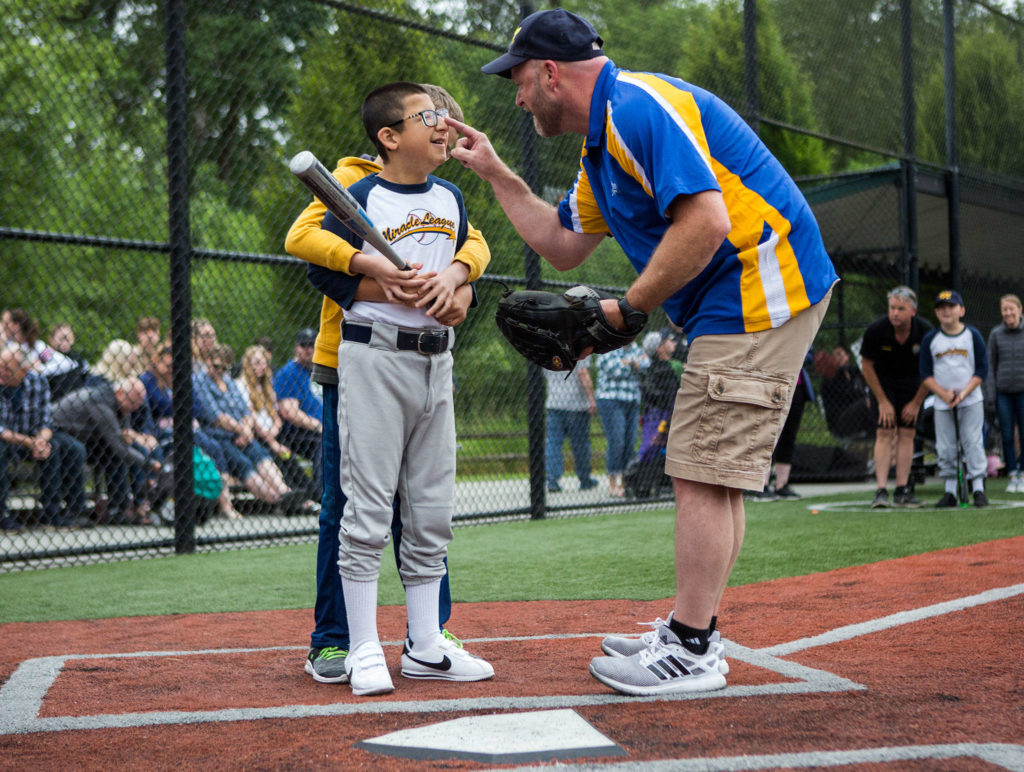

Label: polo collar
[585,60,619,150]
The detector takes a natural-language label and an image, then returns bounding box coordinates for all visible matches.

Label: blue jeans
[996,391,1024,473]
[0,431,87,522]
[311,383,451,650]
[545,409,592,484]
[597,398,639,476]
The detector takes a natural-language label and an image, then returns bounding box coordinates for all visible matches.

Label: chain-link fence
[2,0,1022,570]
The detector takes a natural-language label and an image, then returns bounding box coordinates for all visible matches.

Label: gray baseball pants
[335,321,456,586]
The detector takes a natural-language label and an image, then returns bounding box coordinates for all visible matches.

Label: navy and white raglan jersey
[314,173,468,329]
[920,325,988,411]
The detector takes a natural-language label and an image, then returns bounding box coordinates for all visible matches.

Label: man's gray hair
[887,285,917,308]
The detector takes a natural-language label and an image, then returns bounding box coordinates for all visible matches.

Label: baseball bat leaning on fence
[289,150,412,271]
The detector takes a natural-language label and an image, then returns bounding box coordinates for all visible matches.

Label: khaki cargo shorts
[665,289,832,491]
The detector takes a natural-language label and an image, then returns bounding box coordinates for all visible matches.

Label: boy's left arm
[452,222,490,282]
[953,327,990,405]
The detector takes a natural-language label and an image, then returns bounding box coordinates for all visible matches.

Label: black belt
[342,322,450,354]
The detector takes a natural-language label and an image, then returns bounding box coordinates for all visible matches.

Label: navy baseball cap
[295,327,317,346]
[481,9,604,78]
[934,289,964,307]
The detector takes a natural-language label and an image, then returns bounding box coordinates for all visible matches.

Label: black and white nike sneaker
[400,633,494,681]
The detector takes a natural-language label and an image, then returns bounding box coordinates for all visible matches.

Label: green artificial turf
[1,485,1021,623]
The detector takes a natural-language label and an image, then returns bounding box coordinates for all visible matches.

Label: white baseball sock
[405,578,442,649]
[341,576,379,652]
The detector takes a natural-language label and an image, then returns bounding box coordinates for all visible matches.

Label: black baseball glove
[495,285,648,371]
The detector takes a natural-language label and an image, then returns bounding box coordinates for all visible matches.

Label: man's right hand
[877,399,896,428]
[446,118,505,181]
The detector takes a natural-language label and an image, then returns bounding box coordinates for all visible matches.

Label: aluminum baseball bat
[289,150,412,270]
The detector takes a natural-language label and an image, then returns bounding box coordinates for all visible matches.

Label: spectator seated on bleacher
[52,377,163,526]
[3,308,79,389]
[88,338,143,386]
[193,343,309,512]
[0,344,91,531]
[271,329,323,503]
[141,342,241,520]
[45,322,90,401]
[814,345,875,441]
[135,316,162,373]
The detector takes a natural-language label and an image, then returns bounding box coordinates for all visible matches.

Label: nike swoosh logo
[405,654,452,671]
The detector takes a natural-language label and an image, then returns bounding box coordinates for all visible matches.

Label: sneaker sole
[304,659,349,684]
[400,662,494,682]
[400,669,494,682]
[588,662,727,696]
[601,639,730,676]
[350,681,394,696]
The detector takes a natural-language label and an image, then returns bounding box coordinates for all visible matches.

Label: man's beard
[529,78,563,137]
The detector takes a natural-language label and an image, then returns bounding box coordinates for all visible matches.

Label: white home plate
[355,708,626,763]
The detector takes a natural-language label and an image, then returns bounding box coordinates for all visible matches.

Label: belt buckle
[417,331,445,355]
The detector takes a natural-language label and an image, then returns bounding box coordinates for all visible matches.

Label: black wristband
[617,296,648,331]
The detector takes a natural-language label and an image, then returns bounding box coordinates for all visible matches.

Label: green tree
[918,9,1024,177]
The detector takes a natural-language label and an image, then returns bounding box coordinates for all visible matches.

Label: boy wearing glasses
[286,85,488,687]
[296,82,490,696]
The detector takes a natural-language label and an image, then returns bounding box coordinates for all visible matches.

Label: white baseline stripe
[764,583,1024,657]
[492,743,1024,772]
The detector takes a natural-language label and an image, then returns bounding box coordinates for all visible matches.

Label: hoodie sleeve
[283,159,375,274]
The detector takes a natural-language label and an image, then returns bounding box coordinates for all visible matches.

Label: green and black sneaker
[305,646,348,683]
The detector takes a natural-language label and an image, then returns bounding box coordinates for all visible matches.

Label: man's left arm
[601,191,731,325]
[277,397,321,433]
[275,368,321,433]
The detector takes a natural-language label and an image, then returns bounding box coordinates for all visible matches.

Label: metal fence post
[943,0,962,294]
[166,0,197,553]
[900,0,919,293]
[517,2,547,520]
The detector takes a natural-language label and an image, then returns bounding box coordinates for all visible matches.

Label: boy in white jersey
[309,82,493,695]
[920,290,989,508]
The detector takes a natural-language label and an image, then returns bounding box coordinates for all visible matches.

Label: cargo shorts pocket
[690,367,792,470]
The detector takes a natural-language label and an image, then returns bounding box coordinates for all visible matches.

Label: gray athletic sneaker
[600,619,729,675]
[590,617,727,696]
[304,646,349,684]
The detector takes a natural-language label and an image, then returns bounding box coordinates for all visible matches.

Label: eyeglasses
[388,108,449,128]
[210,362,226,370]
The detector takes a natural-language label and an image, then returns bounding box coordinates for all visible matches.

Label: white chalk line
[2,581,1022,771]
[492,743,1024,772]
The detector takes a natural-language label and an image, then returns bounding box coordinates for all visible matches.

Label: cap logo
[510,25,521,46]
[938,291,952,301]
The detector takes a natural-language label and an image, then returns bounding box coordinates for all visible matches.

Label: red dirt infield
[2,536,1022,770]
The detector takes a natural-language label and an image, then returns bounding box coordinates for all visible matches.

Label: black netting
[2,0,1022,569]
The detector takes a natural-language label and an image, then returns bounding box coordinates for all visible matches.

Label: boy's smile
[934,303,965,332]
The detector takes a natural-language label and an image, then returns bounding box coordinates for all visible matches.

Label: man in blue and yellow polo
[449,8,838,696]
